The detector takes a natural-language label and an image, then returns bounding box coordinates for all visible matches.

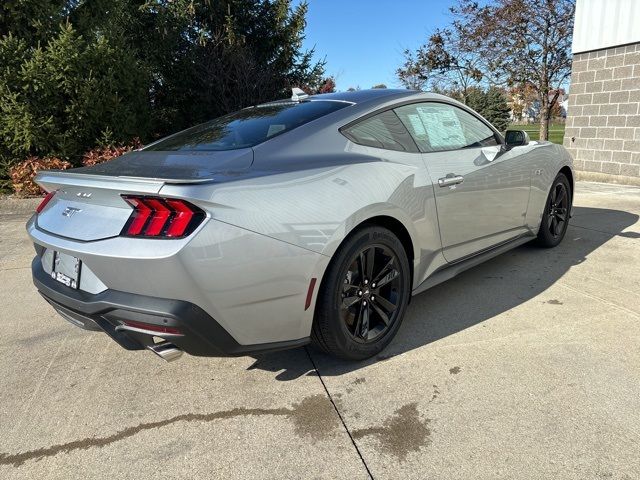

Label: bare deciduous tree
[397,0,574,140]
[396,48,432,91]
[397,19,486,98]
[453,0,575,140]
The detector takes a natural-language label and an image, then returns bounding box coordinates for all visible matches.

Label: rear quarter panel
[160,147,443,291]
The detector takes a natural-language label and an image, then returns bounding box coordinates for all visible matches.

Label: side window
[394,103,499,153]
[341,110,418,152]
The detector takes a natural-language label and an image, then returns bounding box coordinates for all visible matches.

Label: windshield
[145,100,351,152]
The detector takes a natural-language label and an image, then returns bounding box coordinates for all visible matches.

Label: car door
[394,102,532,263]
[340,108,443,285]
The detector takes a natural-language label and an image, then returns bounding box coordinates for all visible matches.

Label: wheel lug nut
[371,295,375,301]
[364,279,368,285]
[358,290,362,296]
[363,301,367,306]
[371,283,376,288]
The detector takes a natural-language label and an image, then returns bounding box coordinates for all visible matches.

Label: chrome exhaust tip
[147,342,183,362]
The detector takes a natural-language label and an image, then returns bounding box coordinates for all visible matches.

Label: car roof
[258,89,456,110]
[308,88,418,104]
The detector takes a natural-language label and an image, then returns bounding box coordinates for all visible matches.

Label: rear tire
[537,173,571,248]
[311,226,411,360]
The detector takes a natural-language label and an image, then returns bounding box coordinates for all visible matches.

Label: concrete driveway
[1,181,639,480]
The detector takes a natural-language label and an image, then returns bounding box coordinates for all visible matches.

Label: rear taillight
[121,196,205,238]
[36,190,57,213]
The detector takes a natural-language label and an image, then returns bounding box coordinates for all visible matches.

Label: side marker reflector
[304,278,317,311]
[36,190,57,213]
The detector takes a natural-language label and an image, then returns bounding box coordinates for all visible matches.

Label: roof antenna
[291,87,309,102]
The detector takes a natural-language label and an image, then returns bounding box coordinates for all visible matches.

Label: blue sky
[297,0,456,91]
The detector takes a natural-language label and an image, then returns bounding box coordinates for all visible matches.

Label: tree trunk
[539,90,550,141]
[540,90,561,142]
[539,107,550,141]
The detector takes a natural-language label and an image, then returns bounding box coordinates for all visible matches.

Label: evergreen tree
[135,0,325,134]
[464,86,488,117]
[482,87,510,132]
[0,0,67,44]
[0,0,325,187]
[462,86,510,131]
[0,24,150,173]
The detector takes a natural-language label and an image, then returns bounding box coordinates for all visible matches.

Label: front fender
[526,143,574,232]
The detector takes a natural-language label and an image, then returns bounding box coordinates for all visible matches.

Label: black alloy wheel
[547,181,569,238]
[537,173,571,248]
[339,244,402,343]
[312,226,410,360]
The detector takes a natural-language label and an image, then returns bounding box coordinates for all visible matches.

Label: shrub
[0,24,150,172]
[82,138,143,167]
[10,157,72,197]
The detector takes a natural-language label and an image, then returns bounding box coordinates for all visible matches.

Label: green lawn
[508,123,565,145]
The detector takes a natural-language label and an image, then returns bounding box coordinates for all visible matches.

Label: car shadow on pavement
[247,206,639,380]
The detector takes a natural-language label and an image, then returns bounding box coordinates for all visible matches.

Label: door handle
[438,175,464,187]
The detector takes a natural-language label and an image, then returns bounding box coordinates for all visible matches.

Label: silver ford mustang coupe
[27,88,573,361]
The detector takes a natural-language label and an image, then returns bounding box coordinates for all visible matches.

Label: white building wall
[573,0,640,54]
[566,0,640,179]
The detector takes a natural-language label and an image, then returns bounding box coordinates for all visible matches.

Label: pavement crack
[305,347,375,480]
[1,407,292,467]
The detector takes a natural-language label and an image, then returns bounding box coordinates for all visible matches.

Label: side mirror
[504,130,530,148]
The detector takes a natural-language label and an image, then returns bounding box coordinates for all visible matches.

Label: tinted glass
[341,110,418,152]
[145,101,350,151]
[394,103,499,153]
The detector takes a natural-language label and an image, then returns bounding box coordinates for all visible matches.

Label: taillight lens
[121,196,205,238]
[36,190,57,213]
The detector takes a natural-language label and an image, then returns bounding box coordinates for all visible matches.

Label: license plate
[51,251,81,289]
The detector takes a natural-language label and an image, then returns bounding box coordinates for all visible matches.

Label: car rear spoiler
[35,170,214,194]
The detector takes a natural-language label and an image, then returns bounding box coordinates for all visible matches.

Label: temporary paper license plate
[51,251,81,289]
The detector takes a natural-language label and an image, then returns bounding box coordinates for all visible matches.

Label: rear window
[341,110,418,152]
[145,100,350,152]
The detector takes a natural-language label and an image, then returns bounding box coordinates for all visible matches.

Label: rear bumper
[27,212,329,347]
[32,257,309,356]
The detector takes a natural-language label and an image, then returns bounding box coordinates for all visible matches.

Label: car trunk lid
[34,173,167,241]
[69,149,254,181]
[33,149,252,241]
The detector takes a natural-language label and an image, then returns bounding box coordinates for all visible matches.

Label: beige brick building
[564,0,640,183]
